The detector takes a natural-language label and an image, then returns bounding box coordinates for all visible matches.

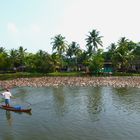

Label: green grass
[0,71,84,80]
[46,72,84,76]
[0,71,139,80]
[112,72,140,76]
[0,72,46,80]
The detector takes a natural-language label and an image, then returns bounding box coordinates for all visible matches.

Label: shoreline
[0,76,140,89]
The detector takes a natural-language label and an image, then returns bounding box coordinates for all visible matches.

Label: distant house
[103,61,113,74]
[14,65,26,72]
[130,60,140,72]
[103,60,140,73]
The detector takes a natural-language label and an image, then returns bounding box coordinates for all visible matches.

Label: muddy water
[0,86,140,140]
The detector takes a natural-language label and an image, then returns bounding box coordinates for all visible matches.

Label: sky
[0,0,140,53]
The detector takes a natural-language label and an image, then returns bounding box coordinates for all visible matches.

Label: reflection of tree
[6,111,13,126]
[52,87,66,117]
[112,87,140,113]
[86,87,103,121]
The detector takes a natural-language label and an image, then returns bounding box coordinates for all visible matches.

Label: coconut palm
[133,42,140,59]
[18,46,27,66]
[112,37,136,72]
[24,53,36,72]
[66,41,82,63]
[89,49,104,74]
[51,34,68,70]
[86,29,103,55]
[0,47,9,70]
[35,50,53,72]
[117,37,129,47]
[9,49,19,68]
[0,47,6,53]
[104,43,116,61]
[51,34,67,55]
[51,53,61,72]
[66,41,82,71]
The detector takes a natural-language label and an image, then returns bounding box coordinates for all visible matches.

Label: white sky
[0,0,140,53]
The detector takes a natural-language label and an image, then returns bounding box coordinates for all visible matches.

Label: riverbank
[0,76,140,89]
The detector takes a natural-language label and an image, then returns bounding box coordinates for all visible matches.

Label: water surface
[0,86,140,140]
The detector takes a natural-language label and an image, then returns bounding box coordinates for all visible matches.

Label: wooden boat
[0,105,31,112]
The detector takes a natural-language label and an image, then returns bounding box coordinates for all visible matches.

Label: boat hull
[0,105,31,112]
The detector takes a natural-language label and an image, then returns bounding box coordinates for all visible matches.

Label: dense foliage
[0,29,140,74]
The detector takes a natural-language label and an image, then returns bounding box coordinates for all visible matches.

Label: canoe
[0,105,31,112]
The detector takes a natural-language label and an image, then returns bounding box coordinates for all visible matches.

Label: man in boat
[1,88,13,107]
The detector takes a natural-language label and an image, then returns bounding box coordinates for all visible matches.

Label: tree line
[0,29,140,74]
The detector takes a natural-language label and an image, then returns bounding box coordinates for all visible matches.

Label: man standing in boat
[1,89,12,107]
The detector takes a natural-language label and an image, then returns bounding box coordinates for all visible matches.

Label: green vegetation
[0,72,46,80]
[0,29,140,79]
[0,72,139,81]
[47,72,84,77]
[0,72,85,80]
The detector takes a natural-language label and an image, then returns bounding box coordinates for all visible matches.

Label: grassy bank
[0,72,46,80]
[112,72,140,76]
[0,72,84,80]
[0,72,139,80]
[46,72,84,76]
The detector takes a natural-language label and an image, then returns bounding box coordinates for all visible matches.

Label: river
[0,86,140,140]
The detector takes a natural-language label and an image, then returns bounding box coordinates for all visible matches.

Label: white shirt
[1,91,12,99]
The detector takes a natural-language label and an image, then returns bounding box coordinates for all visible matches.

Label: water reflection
[6,111,13,126]
[5,110,32,126]
[86,87,103,121]
[112,87,140,113]
[52,87,67,117]
[1,86,140,140]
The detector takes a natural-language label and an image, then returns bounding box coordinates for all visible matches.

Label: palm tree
[51,53,61,72]
[24,53,36,72]
[35,50,53,72]
[112,37,136,72]
[66,41,81,71]
[89,49,104,74]
[132,43,140,72]
[51,34,67,55]
[51,34,67,70]
[86,29,103,55]
[0,47,6,53]
[67,42,80,57]
[117,37,129,47]
[18,46,27,66]
[104,43,116,61]
[9,49,19,68]
[133,42,140,59]
[78,50,89,72]
[0,47,9,70]
[108,43,116,51]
